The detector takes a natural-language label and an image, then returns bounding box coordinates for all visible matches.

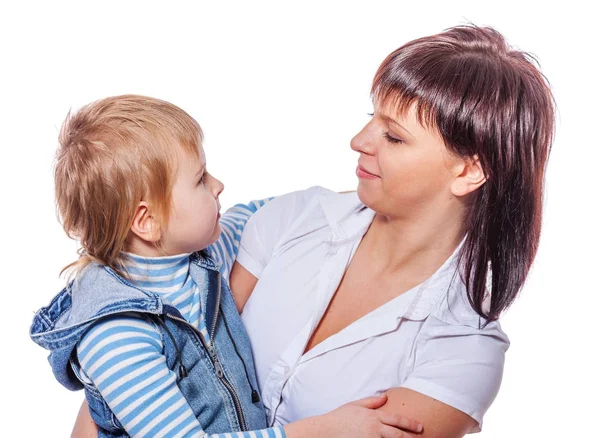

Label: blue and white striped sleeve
[77,314,204,437]
[77,314,286,438]
[207,198,274,280]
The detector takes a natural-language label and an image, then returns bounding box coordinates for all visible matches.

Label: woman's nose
[350,122,376,155]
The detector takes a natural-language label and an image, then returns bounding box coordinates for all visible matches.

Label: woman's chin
[356,184,377,209]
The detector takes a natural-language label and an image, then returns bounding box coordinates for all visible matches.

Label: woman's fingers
[329,395,422,437]
[351,393,388,409]
[380,424,415,438]
[379,411,423,434]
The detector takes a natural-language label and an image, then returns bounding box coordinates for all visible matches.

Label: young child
[29,95,283,437]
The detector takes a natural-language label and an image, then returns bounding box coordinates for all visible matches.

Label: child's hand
[284,393,423,437]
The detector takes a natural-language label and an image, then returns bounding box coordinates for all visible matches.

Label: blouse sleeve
[206,198,273,280]
[236,187,317,279]
[400,317,510,432]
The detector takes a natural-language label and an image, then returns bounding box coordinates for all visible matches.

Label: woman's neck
[361,205,466,278]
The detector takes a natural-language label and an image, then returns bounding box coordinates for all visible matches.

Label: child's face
[161,144,224,254]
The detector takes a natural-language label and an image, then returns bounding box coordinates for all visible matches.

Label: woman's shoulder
[264,185,359,209]
[253,185,321,217]
[420,272,510,346]
[251,185,364,229]
[403,257,510,348]
[406,243,504,333]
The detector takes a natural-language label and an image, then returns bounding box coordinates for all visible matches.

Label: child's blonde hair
[55,94,202,280]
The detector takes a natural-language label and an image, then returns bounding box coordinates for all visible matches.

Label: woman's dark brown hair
[372,25,555,322]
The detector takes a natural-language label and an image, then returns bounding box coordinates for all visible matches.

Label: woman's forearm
[284,394,423,437]
[71,399,98,438]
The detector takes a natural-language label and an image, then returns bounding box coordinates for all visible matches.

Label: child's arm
[206,198,273,280]
[77,313,285,438]
[71,389,420,438]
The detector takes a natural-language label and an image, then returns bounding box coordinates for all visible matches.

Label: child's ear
[130,202,161,243]
[450,155,486,197]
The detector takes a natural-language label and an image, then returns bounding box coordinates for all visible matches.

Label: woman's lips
[356,165,380,179]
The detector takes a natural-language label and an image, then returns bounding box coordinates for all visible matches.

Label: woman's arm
[377,316,508,437]
[378,388,476,438]
[229,261,258,312]
[72,391,423,437]
[228,189,323,312]
[72,400,97,438]
[287,394,422,437]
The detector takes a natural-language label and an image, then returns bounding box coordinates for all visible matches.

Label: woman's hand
[71,399,97,438]
[284,393,422,437]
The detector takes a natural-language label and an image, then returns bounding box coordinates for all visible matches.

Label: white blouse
[237,186,509,433]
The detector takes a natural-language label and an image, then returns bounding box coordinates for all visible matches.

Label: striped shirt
[76,200,284,438]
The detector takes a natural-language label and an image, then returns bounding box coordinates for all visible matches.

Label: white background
[1,1,598,437]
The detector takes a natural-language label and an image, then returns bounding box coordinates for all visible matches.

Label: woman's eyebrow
[381,114,415,138]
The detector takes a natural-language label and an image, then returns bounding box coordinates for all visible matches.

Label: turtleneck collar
[124,252,191,294]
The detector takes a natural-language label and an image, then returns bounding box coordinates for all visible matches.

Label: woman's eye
[383,132,404,144]
[198,173,207,185]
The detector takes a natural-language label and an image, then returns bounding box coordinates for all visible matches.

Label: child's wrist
[283,414,331,437]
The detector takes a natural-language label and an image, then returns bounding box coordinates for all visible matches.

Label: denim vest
[30,252,267,437]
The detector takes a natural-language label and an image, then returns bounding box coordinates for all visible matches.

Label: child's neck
[126,235,172,258]
[125,252,191,295]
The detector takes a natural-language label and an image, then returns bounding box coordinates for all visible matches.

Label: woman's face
[351,100,465,219]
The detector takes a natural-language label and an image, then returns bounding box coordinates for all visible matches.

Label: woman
[75,24,554,437]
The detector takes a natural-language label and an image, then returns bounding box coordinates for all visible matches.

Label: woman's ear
[451,155,486,197]
[130,201,161,243]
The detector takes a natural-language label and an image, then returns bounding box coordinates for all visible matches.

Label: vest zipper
[166,313,248,431]
[165,274,247,431]
[209,275,221,341]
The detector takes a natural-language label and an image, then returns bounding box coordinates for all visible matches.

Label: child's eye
[383,132,404,144]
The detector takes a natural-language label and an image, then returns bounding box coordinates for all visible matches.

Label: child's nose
[212,176,224,197]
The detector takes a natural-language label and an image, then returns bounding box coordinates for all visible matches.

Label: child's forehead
[197,143,206,162]
[177,141,205,161]
[175,143,205,172]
